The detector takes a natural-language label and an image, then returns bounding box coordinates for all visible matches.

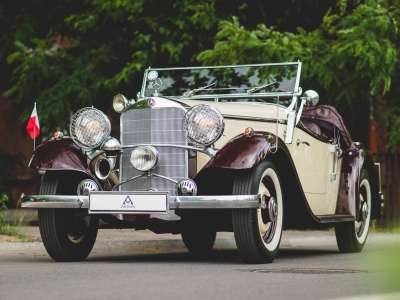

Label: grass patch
[0,194,29,240]
[368,243,400,293]
[0,223,23,237]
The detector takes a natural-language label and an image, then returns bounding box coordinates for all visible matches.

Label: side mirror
[303,90,319,107]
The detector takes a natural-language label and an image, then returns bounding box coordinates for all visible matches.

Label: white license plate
[89,191,169,214]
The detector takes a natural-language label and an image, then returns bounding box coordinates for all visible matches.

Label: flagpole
[33,102,36,151]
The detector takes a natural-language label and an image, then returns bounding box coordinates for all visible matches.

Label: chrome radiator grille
[120,107,188,195]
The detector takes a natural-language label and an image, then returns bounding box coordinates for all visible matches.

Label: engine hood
[175,98,287,121]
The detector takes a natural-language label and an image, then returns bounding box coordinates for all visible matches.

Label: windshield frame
[139,61,302,103]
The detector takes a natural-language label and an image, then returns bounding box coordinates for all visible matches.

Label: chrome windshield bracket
[295,98,306,125]
[329,144,340,181]
[285,111,296,144]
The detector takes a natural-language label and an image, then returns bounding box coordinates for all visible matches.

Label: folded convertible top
[302,105,355,150]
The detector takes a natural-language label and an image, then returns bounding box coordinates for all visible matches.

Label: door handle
[296,139,310,146]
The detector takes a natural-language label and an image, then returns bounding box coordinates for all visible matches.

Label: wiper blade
[247,81,278,95]
[183,82,216,97]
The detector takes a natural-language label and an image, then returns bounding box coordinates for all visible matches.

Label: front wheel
[335,169,372,253]
[181,218,216,257]
[232,160,283,264]
[38,172,98,262]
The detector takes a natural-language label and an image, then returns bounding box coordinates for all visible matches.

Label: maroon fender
[29,137,91,176]
[203,132,287,169]
[336,150,361,217]
[336,147,378,219]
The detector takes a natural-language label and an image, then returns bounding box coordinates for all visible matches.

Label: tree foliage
[1,0,239,135]
[1,0,399,151]
[0,0,335,135]
[198,0,400,150]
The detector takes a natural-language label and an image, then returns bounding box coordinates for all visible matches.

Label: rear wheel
[335,169,371,253]
[232,160,283,264]
[38,171,98,262]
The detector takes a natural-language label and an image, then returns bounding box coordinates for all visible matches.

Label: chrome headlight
[183,104,224,146]
[70,107,111,148]
[130,146,159,172]
[113,94,128,113]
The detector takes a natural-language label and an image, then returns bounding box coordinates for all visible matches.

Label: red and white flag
[26,103,40,139]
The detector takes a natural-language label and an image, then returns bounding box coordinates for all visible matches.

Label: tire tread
[232,162,281,264]
[38,172,98,262]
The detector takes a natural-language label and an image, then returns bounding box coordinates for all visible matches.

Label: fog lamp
[130,146,159,172]
[175,179,197,196]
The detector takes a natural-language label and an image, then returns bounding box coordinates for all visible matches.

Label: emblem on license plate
[121,196,135,209]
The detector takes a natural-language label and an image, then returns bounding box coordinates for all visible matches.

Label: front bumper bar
[20,194,261,210]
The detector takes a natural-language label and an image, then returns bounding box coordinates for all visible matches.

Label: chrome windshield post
[284,95,298,144]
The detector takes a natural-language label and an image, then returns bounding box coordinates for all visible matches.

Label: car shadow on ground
[86,246,340,264]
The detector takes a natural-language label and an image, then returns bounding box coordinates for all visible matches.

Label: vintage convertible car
[21,62,383,263]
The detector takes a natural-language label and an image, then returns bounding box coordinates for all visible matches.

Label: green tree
[1,0,335,136]
[1,0,244,135]
[198,0,400,150]
[5,0,398,150]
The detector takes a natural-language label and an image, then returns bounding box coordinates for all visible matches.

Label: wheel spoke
[259,182,269,197]
[263,221,277,244]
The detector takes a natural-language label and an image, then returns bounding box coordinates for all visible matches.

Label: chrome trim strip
[172,194,260,209]
[168,92,300,101]
[21,194,88,208]
[147,62,300,71]
[21,194,260,209]
[223,114,287,124]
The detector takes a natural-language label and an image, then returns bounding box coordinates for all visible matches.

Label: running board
[318,215,356,223]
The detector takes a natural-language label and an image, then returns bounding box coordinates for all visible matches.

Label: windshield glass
[141,62,301,101]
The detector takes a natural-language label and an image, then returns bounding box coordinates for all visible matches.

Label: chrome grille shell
[119,99,188,196]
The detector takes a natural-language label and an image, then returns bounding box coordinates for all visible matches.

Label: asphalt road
[0,230,399,300]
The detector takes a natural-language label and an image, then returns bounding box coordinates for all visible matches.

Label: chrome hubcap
[267,197,278,223]
[261,195,278,223]
[360,201,369,222]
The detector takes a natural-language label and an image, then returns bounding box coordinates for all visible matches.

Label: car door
[289,127,341,216]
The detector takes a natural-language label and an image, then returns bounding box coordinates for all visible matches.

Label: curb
[1,229,399,252]
[0,238,236,252]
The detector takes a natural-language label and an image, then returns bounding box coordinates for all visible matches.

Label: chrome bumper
[20,193,261,210]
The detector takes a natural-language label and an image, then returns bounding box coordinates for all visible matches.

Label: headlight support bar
[122,144,218,157]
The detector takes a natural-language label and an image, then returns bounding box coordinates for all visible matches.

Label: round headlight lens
[113,94,128,113]
[183,104,224,146]
[130,146,159,172]
[70,108,111,148]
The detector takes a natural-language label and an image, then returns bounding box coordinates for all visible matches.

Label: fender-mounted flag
[26,103,40,139]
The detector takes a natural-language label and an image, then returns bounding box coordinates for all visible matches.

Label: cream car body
[21,62,383,263]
